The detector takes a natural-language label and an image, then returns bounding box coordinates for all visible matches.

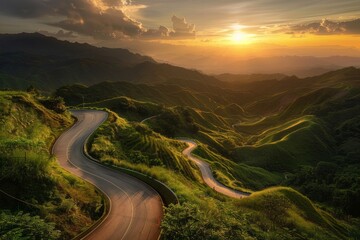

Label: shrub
[0,211,60,240]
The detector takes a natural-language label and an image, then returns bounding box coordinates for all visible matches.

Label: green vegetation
[2,33,360,239]
[161,187,360,240]
[0,91,104,239]
[68,67,360,239]
[88,110,360,239]
[192,143,281,191]
[90,111,198,179]
[233,116,334,172]
[235,81,360,217]
[237,187,355,239]
[0,211,60,240]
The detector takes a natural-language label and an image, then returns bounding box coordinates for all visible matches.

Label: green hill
[58,67,360,219]
[89,111,198,180]
[238,187,352,239]
[88,110,360,240]
[233,116,335,172]
[56,81,225,112]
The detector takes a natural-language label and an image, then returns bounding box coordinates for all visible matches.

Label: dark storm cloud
[0,0,143,39]
[289,19,360,35]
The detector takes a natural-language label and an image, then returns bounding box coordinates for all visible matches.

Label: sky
[1,0,360,73]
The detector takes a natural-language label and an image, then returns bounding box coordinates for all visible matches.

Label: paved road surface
[140,115,159,124]
[53,110,163,240]
[181,139,249,199]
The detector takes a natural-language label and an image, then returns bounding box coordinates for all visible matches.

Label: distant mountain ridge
[0,32,154,64]
[223,55,360,77]
[215,73,288,83]
[1,33,360,92]
[0,33,218,91]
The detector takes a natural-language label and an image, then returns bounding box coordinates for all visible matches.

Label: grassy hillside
[238,187,356,239]
[233,116,335,172]
[192,143,282,191]
[57,68,360,218]
[0,91,104,239]
[89,111,198,180]
[56,81,230,112]
[76,93,245,157]
[89,110,360,239]
[232,69,360,217]
[60,67,360,219]
[54,67,360,238]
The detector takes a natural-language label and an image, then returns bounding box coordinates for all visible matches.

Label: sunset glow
[0,0,359,74]
[1,1,360,239]
[229,31,250,44]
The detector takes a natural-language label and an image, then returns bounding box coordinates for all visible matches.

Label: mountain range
[1,32,360,239]
[0,33,218,91]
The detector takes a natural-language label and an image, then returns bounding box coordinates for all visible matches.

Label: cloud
[38,30,77,39]
[289,18,360,35]
[239,18,360,36]
[0,1,196,40]
[170,15,196,38]
[141,25,170,38]
[141,15,196,39]
[0,0,144,39]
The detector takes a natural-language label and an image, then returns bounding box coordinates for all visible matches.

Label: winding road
[141,115,250,199]
[180,139,249,199]
[53,110,163,240]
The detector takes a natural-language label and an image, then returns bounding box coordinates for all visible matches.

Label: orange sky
[1,0,360,74]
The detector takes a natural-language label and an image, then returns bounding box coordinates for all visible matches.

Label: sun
[232,31,246,42]
[227,24,253,44]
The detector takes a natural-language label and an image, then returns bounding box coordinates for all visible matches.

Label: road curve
[140,115,159,124]
[181,139,250,199]
[53,110,163,240]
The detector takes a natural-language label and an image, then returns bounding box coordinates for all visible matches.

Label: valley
[1,33,360,240]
